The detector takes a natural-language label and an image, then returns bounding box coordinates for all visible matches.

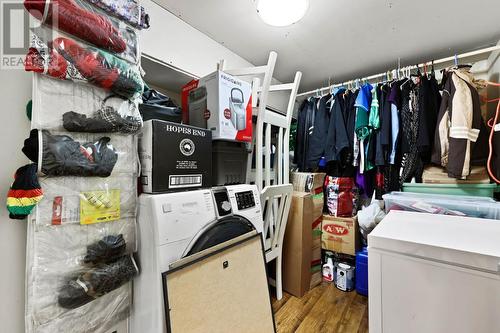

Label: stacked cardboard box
[321,215,360,256]
[282,192,313,297]
[290,172,325,290]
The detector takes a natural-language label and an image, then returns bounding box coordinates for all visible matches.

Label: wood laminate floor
[272,283,369,333]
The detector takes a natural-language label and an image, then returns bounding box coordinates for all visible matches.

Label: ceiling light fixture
[256,0,309,27]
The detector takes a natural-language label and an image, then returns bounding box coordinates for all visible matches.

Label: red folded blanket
[24,0,126,53]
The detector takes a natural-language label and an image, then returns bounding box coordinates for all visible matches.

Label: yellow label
[80,189,120,225]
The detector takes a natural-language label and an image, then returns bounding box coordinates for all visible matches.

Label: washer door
[185,216,255,256]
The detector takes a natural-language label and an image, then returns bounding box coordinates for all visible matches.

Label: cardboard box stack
[289,172,325,291]
[321,215,360,256]
[321,176,361,258]
[282,192,313,297]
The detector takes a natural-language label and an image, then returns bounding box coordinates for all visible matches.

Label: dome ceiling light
[255,0,309,27]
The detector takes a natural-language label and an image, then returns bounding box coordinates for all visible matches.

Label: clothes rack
[297,45,500,97]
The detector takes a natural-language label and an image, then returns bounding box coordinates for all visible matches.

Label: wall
[0,2,255,332]
[141,0,295,112]
[0,70,32,333]
[141,0,253,77]
[148,84,182,105]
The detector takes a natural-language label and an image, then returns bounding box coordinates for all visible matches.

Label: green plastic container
[402,183,499,198]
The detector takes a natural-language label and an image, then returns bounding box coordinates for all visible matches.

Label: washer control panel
[235,191,256,210]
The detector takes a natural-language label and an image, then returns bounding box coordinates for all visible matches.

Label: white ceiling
[153,0,500,92]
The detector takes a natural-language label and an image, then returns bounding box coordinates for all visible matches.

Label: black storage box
[212,141,248,186]
[139,120,212,193]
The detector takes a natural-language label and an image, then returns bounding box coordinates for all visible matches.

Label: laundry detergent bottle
[322,257,335,282]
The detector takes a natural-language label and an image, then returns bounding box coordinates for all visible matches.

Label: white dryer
[131,184,263,333]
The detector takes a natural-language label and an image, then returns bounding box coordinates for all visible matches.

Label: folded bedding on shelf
[422,165,491,184]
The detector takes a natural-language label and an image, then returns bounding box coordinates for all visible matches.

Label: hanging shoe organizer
[22,0,147,331]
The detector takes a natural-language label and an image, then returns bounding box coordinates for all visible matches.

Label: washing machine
[131,184,263,333]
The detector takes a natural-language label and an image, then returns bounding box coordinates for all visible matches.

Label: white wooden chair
[220,52,301,299]
[259,71,302,187]
[219,51,276,190]
[260,184,293,300]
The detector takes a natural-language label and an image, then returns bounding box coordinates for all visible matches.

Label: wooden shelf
[141,54,197,95]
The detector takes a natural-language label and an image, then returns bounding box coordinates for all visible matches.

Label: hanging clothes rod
[297,45,500,97]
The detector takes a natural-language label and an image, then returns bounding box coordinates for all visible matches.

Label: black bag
[139,89,182,123]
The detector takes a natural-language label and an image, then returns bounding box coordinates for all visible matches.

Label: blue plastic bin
[355,247,368,296]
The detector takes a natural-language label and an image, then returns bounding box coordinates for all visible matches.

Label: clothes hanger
[383,71,391,87]
[410,65,419,84]
[327,80,337,103]
[397,57,401,80]
[412,64,422,78]
[400,66,412,90]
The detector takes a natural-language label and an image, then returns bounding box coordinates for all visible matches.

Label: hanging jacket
[431,68,486,179]
[378,83,393,165]
[375,84,389,166]
[366,85,381,170]
[325,89,351,163]
[307,94,331,169]
[347,90,358,166]
[294,98,317,171]
[294,99,308,170]
[387,80,403,165]
[417,75,441,162]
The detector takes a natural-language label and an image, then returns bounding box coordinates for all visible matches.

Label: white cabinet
[368,211,500,333]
